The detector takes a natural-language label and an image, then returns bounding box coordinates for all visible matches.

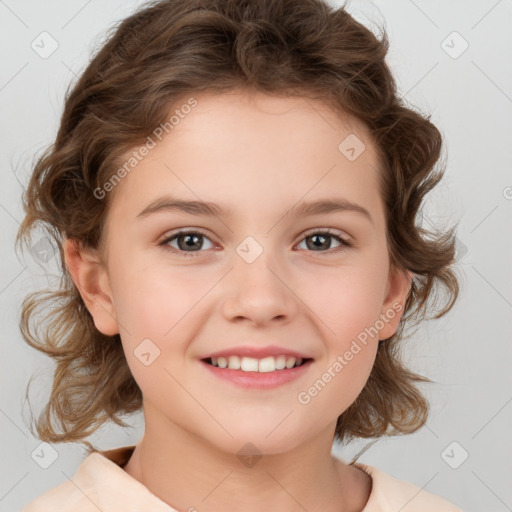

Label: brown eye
[297,230,352,253]
[160,230,214,254]
[159,228,352,258]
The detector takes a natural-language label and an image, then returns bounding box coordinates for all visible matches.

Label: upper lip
[200,345,313,360]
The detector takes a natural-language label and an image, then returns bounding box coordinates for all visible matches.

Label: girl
[18,0,463,510]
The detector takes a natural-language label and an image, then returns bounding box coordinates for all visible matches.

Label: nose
[221,248,299,327]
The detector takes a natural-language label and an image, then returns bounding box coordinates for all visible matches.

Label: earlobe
[62,238,119,336]
[377,267,412,341]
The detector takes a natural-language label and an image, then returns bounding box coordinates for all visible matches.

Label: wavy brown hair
[16,0,460,457]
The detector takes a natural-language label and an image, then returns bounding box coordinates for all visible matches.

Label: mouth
[200,355,314,389]
[201,355,314,373]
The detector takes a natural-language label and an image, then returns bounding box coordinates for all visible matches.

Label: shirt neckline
[92,445,379,511]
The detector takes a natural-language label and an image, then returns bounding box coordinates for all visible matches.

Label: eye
[160,229,215,254]
[296,229,352,253]
[160,227,352,257]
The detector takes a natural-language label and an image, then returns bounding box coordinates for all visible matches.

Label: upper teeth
[210,355,304,372]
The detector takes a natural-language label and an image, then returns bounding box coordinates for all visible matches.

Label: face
[69,90,411,455]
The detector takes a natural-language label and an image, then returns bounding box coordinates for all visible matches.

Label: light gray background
[1,1,511,510]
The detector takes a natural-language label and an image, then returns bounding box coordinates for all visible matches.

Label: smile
[200,357,314,389]
[204,355,311,372]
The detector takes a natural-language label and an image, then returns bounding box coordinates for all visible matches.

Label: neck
[123,403,371,512]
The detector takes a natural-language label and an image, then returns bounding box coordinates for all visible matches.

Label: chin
[206,425,306,459]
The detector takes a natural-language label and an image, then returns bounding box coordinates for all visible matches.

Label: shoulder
[21,452,107,512]
[21,446,176,512]
[353,462,465,512]
[21,477,93,512]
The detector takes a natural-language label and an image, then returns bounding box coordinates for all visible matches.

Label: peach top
[22,445,464,511]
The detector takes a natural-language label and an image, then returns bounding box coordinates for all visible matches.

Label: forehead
[169,89,371,148]
[106,90,384,228]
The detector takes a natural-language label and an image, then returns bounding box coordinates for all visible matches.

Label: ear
[62,238,119,336]
[377,266,412,341]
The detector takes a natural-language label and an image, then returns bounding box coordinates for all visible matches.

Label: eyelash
[159,228,353,256]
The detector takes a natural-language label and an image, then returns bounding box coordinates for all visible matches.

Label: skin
[63,89,412,512]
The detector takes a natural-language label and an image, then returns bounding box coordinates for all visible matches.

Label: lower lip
[200,359,313,389]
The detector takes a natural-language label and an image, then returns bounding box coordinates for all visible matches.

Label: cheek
[109,252,197,336]
[110,271,189,397]
[297,259,388,342]
[294,260,386,402]
[109,259,207,383]
[297,284,381,421]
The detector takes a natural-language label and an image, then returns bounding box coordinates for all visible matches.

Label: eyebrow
[137,195,373,224]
